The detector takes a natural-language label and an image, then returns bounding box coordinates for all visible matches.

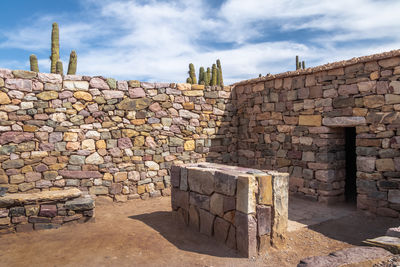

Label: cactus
[56,60,63,75]
[198,67,205,85]
[30,54,39,72]
[205,67,211,86]
[188,63,197,84]
[216,59,223,86]
[211,64,217,86]
[302,61,305,69]
[186,77,192,84]
[259,74,262,78]
[50,22,60,74]
[67,50,77,75]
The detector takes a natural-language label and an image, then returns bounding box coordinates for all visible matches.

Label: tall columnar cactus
[211,64,217,86]
[296,55,306,70]
[296,55,300,70]
[67,50,77,75]
[56,60,63,75]
[302,61,305,69]
[186,77,192,84]
[198,67,205,85]
[50,22,60,74]
[216,59,223,86]
[205,67,211,86]
[30,54,39,72]
[188,63,197,84]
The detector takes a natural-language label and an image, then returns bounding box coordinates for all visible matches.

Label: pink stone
[37,73,62,83]
[34,164,48,172]
[5,79,32,92]
[58,170,102,179]
[32,81,44,91]
[129,88,146,98]
[90,78,109,89]
[118,137,133,149]
[25,172,42,182]
[117,81,128,91]
[0,68,13,78]
[149,102,161,112]
[59,91,73,99]
[39,205,57,217]
[0,132,34,145]
[103,90,124,99]
[338,84,358,95]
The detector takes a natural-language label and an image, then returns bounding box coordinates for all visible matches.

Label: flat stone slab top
[298,246,393,267]
[0,188,82,207]
[364,236,400,254]
[387,226,400,238]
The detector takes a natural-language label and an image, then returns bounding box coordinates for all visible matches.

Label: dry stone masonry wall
[233,50,400,218]
[0,69,236,203]
[170,162,289,258]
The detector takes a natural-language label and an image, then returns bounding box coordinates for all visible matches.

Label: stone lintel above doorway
[322,117,366,127]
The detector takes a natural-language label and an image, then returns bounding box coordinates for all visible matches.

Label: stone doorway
[344,127,357,204]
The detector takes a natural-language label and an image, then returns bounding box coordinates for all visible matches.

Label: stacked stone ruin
[0,48,400,235]
[171,162,288,257]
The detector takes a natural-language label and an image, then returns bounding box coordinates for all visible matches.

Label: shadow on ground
[129,211,241,258]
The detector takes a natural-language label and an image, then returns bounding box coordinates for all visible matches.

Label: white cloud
[1,0,400,84]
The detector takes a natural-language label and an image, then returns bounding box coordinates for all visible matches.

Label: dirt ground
[0,196,398,267]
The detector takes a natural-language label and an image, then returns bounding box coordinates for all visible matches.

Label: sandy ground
[0,196,398,267]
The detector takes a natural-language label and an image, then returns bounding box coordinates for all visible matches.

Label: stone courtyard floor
[0,196,398,267]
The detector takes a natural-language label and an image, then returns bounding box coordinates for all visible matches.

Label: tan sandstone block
[298,115,322,126]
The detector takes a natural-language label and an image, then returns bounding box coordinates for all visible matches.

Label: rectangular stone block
[214,171,237,196]
[189,192,210,210]
[235,212,257,258]
[298,115,322,126]
[199,209,215,236]
[236,175,256,214]
[187,168,214,195]
[171,187,189,210]
[257,205,271,236]
[170,165,180,188]
[257,175,273,205]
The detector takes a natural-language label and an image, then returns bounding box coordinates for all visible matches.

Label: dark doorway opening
[345,127,357,203]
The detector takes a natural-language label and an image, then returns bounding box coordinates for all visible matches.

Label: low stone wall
[170,162,289,258]
[0,188,94,234]
[0,69,235,201]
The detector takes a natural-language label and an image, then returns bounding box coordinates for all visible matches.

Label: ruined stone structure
[0,48,400,227]
[171,162,288,257]
[233,50,400,218]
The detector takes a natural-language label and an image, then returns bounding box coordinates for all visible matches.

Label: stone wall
[0,69,236,201]
[232,50,400,217]
[0,188,95,233]
[170,162,289,258]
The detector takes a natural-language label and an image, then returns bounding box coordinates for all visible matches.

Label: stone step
[0,188,82,207]
[298,246,393,267]
[364,236,400,254]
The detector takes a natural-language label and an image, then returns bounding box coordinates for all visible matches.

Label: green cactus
[67,50,77,75]
[259,74,262,77]
[188,63,197,84]
[186,77,192,84]
[302,61,305,69]
[296,55,300,70]
[211,64,217,86]
[205,67,211,86]
[30,54,39,72]
[198,67,205,85]
[56,60,63,75]
[50,22,60,74]
[216,59,223,86]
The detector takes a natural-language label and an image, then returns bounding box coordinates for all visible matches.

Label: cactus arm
[56,60,63,75]
[67,50,77,75]
[30,54,39,72]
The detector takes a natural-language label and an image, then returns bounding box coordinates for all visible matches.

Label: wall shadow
[306,211,399,246]
[129,211,240,258]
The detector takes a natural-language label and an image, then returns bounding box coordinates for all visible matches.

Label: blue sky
[1,0,400,84]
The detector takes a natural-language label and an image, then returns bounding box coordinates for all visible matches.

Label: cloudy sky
[1,0,400,84]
